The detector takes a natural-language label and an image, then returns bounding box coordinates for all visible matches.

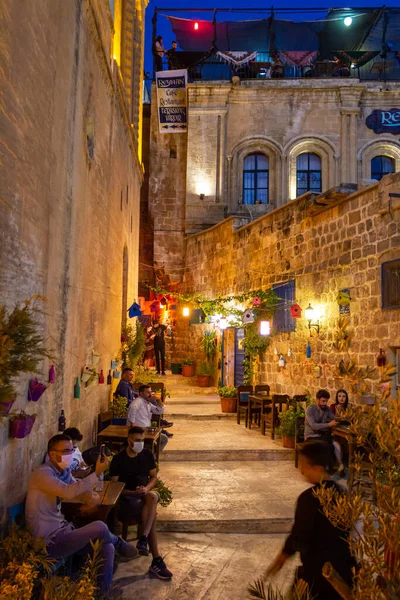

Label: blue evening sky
[143,1,400,73]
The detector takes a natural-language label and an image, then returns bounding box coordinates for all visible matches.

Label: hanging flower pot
[0,400,15,415]
[81,368,92,383]
[113,370,121,380]
[9,413,36,439]
[111,359,119,370]
[28,379,47,402]
[48,364,56,383]
[92,352,101,365]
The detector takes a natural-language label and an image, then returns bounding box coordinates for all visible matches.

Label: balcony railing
[156,52,400,83]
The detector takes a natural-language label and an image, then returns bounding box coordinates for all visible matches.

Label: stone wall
[174,172,400,399]
[0,0,144,515]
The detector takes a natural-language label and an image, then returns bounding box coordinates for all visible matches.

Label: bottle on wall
[306,341,312,359]
[74,377,81,399]
[376,348,386,367]
[58,410,66,432]
[99,370,105,384]
[107,370,112,385]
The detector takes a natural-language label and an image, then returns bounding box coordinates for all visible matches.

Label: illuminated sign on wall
[366,108,400,135]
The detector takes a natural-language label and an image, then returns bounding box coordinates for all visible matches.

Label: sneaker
[149,556,173,580]
[136,535,149,556]
[162,429,174,438]
[115,537,138,560]
[161,420,174,428]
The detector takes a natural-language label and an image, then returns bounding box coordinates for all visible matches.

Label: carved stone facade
[148,79,400,283]
[0,0,146,513]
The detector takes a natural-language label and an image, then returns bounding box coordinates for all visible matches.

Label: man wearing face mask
[127,384,169,451]
[26,434,138,595]
[109,426,173,580]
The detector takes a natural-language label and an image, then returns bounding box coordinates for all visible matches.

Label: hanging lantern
[127,302,142,318]
[278,355,286,368]
[253,297,261,306]
[290,303,302,318]
[183,306,190,317]
[337,291,351,306]
[243,310,255,324]
[287,348,292,357]
[159,296,168,308]
[260,320,270,336]
[274,347,278,355]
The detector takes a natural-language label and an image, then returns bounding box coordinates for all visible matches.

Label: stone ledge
[162,449,294,461]
[157,517,293,534]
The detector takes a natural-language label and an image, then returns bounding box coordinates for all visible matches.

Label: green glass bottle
[74,377,81,399]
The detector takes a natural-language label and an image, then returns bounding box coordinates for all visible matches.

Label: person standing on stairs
[109,426,173,580]
[151,319,167,376]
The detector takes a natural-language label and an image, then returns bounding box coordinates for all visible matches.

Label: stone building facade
[148,79,400,283]
[0,0,146,514]
[171,172,400,399]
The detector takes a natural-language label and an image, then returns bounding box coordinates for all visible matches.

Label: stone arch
[284,136,338,200]
[358,138,400,180]
[228,136,283,209]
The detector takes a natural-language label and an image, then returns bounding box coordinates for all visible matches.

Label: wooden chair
[236,385,253,427]
[294,416,305,468]
[97,411,125,452]
[268,394,290,439]
[254,385,270,428]
[293,395,307,410]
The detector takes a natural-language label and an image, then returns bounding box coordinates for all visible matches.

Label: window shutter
[273,280,296,332]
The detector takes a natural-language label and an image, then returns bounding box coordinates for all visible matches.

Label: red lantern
[290,303,302,318]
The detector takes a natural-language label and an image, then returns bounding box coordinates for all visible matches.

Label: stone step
[167,413,235,420]
[162,448,293,461]
[167,398,220,405]
[157,517,293,534]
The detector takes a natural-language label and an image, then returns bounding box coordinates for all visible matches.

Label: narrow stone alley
[114,374,308,599]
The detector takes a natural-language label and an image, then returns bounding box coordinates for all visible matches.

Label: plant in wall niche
[201,330,217,362]
[332,316,353,352]
[0,296,51,404]
[243,321,271,385]
[121,321,146,369]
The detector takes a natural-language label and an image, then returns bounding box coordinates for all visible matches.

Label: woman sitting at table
[331,389,349,418]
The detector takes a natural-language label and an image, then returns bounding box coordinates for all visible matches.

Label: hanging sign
[366,108,400,135]
[156,69,188,134]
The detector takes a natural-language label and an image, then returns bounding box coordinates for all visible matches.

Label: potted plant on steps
[181,358,195,377]
[277,406,302,448]
[196,362,214,387]
[218,386,237,413]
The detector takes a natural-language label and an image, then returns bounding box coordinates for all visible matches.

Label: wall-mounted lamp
[159,296,168,309]
[218,318,228,330]
[183,306,190,317]
[199,193,205,200]
[304,303,320,335]
[259,320,270,336]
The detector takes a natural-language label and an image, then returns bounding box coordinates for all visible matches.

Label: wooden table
[248,394,271,430]
[332,424,355,494]
[97,425,162,464]
[62,481,125,522]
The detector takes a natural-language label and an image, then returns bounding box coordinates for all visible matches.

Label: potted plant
[9,411,36,439]
[218,386,237,413]
[181,358,195,377]
[28,378,47,402]
[277,406,303,448]
[170,361,182,375]
[197,362,214,387]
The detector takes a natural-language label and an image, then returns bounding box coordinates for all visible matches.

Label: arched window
[296,152,321,196]
[243,153,269,204]
[371,155,395,181]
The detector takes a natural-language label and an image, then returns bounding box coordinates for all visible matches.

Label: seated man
[109,426,173,580]
[26,434,137,595]
[115,367,136,407]
[63,427,85,472]
[305,389,344,476]
[128,385,168,451]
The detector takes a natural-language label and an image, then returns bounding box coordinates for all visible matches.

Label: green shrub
[218,386,237,398]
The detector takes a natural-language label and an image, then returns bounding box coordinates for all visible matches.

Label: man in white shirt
[127,385,168,451]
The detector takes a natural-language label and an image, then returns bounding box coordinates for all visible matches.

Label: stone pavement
[113,372,307,598]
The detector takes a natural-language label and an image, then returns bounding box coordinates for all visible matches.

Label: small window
[371,155,395,181]
[382,258,400,309]
[296,152,321,197]
[170,147,177,159]
[273,280,296,332]
[243,153,269,205]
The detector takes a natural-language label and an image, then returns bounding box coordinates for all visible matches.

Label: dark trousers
[155,55,162,72]
[154,344,165,374]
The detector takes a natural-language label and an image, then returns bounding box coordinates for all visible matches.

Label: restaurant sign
[156,69,188,134]
[366,108,400,135]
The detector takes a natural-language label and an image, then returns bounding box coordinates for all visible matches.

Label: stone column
[339,88,363,184]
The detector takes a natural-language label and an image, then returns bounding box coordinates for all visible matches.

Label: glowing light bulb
[183,307,190,317]
[260,321,270,336]
[344,16,352,26]
[194,21,199,30]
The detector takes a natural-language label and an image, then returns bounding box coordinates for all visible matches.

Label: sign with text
[366,108,400,134]
[156,69,188,134]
